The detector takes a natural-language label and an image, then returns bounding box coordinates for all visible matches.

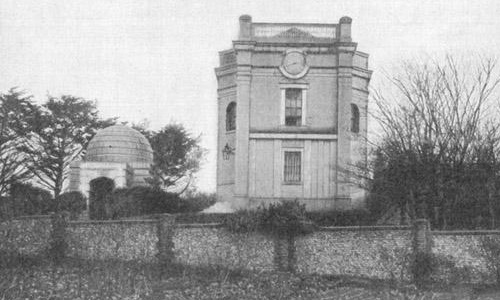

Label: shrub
[224,209,262,233]
[306,209,374,226]
[224,200,314,236]
[56,191,87,220]
[9,182,53,216]
[175,212,230,224]
[111,186,180,218]
[260,200,313,235]
[89,177,115,220]
[179,191,217,212]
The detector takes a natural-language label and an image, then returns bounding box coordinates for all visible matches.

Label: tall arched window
[226,102,236,131]
[351,104,360,133]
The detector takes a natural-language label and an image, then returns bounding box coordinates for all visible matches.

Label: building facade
[68,124,153,199]
[216,15,372,211]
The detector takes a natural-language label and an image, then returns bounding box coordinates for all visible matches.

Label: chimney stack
[339,16,352,42]
[239,15,252,40]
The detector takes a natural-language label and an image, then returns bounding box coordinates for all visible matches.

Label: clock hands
[281,51,307,78]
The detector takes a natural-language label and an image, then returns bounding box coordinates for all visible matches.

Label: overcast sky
[1,0,500,192]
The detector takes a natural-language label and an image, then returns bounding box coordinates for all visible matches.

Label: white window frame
[280,83,308,127]
[282,148,304,185]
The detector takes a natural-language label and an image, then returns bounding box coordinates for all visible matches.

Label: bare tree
[370,55,500,228]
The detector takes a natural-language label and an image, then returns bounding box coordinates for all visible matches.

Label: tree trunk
[54,170,63,199]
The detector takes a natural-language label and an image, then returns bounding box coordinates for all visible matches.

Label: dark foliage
[224,209,262,233]
[225,200,314,236]
[111,186,180,219]
[56,191,87,220]
[89,177,115,220]
[7,182,53,217]
[260,200,313,235]
[179,191,217,213]
[369,57,500,230]
[306,209,374,226]
[175,212,230,224]
[1,183,87,220]
[145,123,205,193]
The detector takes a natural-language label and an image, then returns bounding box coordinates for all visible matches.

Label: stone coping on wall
[13,214,52,220]
[318,225,411,232]
[175,223,225,228]
[68,219,158,226]
[432,230,500,236]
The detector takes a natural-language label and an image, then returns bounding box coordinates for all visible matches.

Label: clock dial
[283,52,306,75]
[280,50,308,79]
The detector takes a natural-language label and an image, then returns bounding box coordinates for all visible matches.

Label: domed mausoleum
[68,125,153,196]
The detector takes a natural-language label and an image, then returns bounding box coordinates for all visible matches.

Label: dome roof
[85,125,153,163]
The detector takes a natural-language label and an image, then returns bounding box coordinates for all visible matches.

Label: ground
[1,258,500,300]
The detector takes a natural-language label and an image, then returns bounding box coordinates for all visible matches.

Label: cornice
[217,85,237,93]
[215,66,237,77]
[250,132,338,140]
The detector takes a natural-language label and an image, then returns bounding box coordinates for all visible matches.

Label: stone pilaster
[413,218,432,254]
[156,213,175,263]
[336,49,355,201]
[232,41,253,208]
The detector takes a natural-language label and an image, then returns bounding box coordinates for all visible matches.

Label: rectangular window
[284,151,301,183]
[285,89,302,126]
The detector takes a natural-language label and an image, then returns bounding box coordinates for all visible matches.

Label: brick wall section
[295,226,413,280]
[432,231,500,283]
[5,214,500,285]
[173,224,275,271]
[66,219,158,261]
[0,215,52,256]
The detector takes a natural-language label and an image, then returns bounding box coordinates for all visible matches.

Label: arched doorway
[89,177,115,220]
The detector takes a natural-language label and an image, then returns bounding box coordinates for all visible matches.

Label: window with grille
[285,89,302,126]
[284,151,301,183]
[226,102,236,131]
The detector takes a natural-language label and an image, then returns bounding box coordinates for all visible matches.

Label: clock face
[280,50,308,78]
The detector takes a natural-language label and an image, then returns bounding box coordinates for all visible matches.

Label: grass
[1,255,500,299]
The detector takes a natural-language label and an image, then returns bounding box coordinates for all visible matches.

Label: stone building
[216,15,372,211]
[68,124,153,198]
